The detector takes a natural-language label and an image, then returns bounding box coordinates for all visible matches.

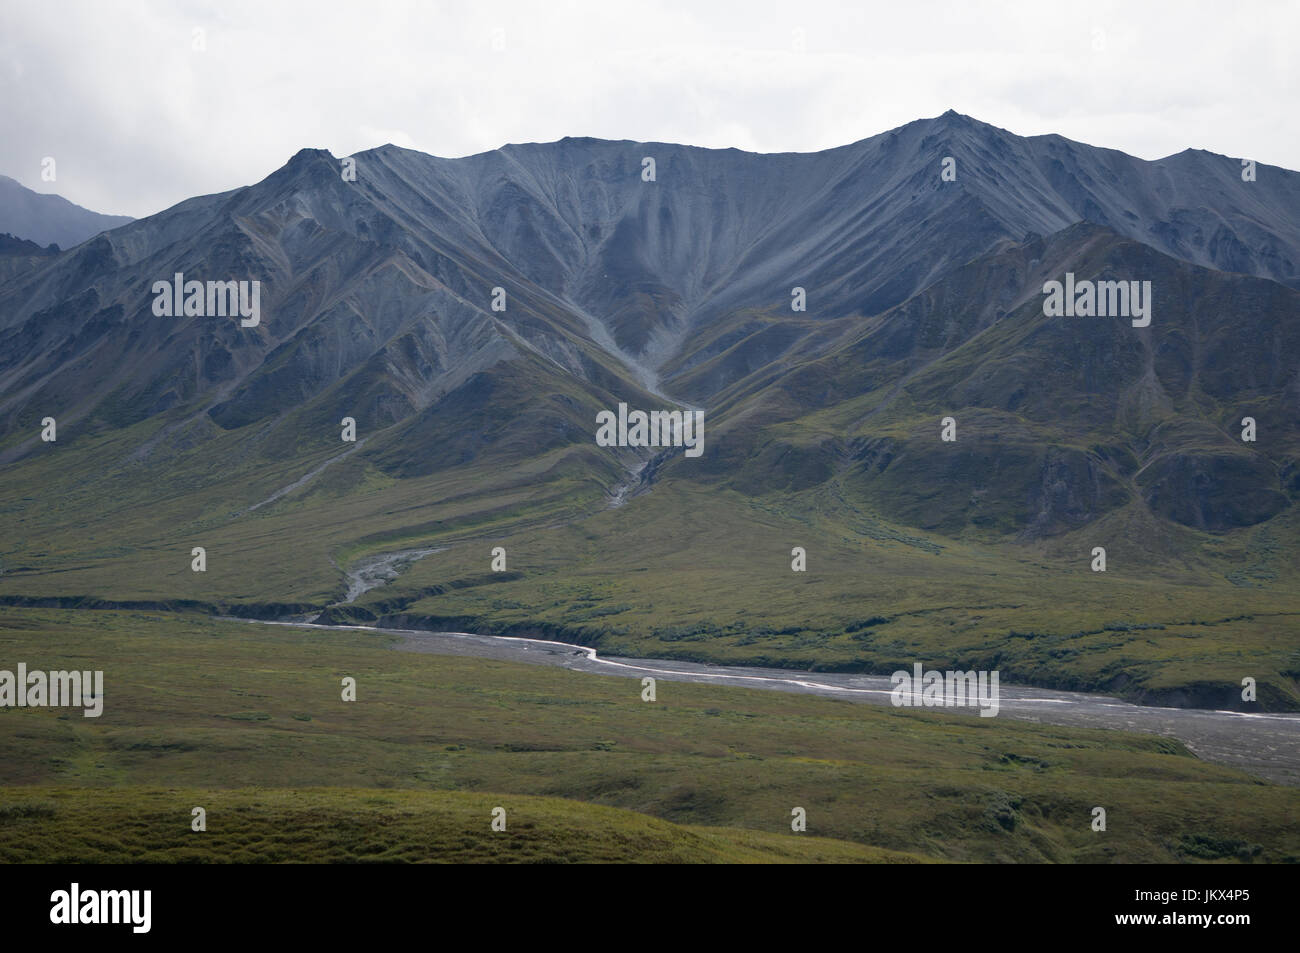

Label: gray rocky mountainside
[0,110,1296,542]
[0,175,133,249]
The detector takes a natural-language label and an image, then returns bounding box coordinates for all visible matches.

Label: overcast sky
[1,0,1295,219]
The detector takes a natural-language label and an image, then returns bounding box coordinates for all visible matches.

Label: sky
[1,0,1296,219]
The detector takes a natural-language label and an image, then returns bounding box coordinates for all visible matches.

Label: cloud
[0,0,1294,218]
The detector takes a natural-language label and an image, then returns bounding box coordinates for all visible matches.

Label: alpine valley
[1,109,1298,718]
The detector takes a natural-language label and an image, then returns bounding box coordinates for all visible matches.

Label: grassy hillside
[2,418,1298,709]
[0,788,925,864]
[335,483,1300,711]
[1,607,1296,862]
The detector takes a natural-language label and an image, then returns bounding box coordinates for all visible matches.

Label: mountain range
[1,110,1297,708]
[0,174,134,250]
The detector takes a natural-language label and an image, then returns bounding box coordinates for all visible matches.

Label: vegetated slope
[0,787,928,864]
[676,222,1300,539]
[1,608,1295,862]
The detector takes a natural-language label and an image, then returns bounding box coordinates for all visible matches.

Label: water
[235,618,1300,786]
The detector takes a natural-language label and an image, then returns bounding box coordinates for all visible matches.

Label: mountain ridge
[0,174,134,250]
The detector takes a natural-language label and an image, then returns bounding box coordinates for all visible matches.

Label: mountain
[1,110,1296,518]
[0,111,1297,708]
[678,220,1300,535]
[0,174,134,250]
[0,232,59,285]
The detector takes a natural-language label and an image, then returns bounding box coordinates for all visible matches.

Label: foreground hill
[0,608,1295,862]
[0,787,928,864]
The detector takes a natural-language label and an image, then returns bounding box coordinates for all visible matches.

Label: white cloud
[0,0,1294,218]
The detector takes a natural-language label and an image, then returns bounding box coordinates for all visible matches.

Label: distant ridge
[0,174,133,249]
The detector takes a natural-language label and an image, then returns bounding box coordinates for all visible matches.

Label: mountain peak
[936,108,976,124]
[285,147,336,165]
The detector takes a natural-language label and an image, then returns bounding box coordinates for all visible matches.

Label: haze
[0,0,1295,219]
